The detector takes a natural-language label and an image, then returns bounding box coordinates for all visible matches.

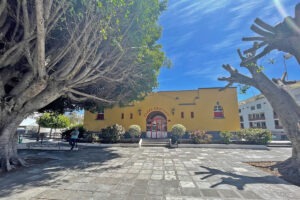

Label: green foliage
[100,124,125,143]
[123,132,132,139]
[85,132,100,143]
[182,132,191,139]
[39,97,80,114]
[256,65,265,73]
[238,84,250,94]
[171,124,186,143]
[69,124,86,133]
[37,113,70,128]
[237,128,272,144]
[220,131,232,144]
[66,112,83,126]
[191,130,212,144]
[128,125,141,138]
[61,124,86,140]
[26,0,169,114]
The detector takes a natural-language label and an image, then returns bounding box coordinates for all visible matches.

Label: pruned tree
[219,3,300,176]
[241,3,300,64]
[0,0,167,171]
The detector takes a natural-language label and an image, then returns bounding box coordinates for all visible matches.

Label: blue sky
[157,0,299,101]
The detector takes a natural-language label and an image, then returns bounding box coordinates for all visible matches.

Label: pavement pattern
[0,147,299,200]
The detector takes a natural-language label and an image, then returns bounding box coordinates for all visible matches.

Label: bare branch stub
[242,3,300,63]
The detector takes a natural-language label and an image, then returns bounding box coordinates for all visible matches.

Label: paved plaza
[0,146,299,200]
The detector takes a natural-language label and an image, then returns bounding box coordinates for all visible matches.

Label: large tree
[219,3,300,175]
[0,0,167,171]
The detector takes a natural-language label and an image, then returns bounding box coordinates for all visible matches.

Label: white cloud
[164,0,232,26]
[183,59,233,81]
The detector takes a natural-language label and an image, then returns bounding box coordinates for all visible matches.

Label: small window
[248,114,252,120]
[214,101,224,118]
[251,106,255,110]
[121,113,124,119]
[240,116,244,122]
[239,109,241,113]
[130,113,133,119]
[181,112,184,118]
[240,123,244,129]
[191,112,194,118]
[249,122,253,128]
[96,112,104,120]
[257,122,261,128]
[256,104,261,109]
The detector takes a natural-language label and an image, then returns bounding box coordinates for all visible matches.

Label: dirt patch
[246,160,300,187]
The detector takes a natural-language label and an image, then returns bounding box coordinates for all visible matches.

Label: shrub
[85,132,100,143]
[171,124,186,143]
[140,132,147,138]
[237,128,272,144]
[191,130,212,144]
[100,124,125,143]
[220,131,232,144]
[123,132,132,139]
[128,125,141,138]
[62,125,86,141]
[182,132,191,139]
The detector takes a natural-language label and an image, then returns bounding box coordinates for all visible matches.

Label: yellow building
[84,87,240,138]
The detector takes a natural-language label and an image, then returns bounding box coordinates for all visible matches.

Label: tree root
[275,158,300,185]
[0,156,28,172]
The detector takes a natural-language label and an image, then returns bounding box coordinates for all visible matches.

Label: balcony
[275,125,283,129]
[248,116,265,121]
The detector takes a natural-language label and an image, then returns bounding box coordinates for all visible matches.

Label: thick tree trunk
[0,114,27,172]
[291,139,300,167]
[0,87,61,172]
[252,72,300,173]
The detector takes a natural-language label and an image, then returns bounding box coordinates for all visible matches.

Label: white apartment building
[239,94,287,140]
[239,82,300,140]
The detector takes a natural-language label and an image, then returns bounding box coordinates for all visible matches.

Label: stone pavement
[0,147,299,200]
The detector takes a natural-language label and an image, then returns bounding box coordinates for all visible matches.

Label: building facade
[239,95,287,140]
[84,88,240,138]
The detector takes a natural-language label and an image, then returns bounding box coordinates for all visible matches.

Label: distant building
[239,82,300,140]
[19,113,40,130]
[84,87,240,138]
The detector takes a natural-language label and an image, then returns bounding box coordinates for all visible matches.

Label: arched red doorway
[146,111,167,138]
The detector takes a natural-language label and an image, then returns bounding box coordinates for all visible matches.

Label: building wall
[84,88,240,132]
[239,95,286,140]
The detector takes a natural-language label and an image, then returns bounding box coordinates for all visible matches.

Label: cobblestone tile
[180,181,196,188]
[200,189,221,198]
[238,190,263,199]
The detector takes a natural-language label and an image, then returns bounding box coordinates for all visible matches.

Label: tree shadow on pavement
[195,165,291,190]
[0,147,124,198]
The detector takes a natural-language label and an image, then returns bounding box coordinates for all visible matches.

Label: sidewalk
[1,146,299,199]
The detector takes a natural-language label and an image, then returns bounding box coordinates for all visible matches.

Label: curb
[177,144,269,150]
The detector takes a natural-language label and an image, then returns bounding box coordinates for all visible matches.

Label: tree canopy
[0,0,167,114]
[0,0,168,171]
[37,113,70,129]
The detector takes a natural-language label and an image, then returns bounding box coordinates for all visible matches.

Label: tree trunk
[0,88,61,172]
[292,141,300,165]
[252,72,300,172]
[0,114,27,172]
[50,127,53,139]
